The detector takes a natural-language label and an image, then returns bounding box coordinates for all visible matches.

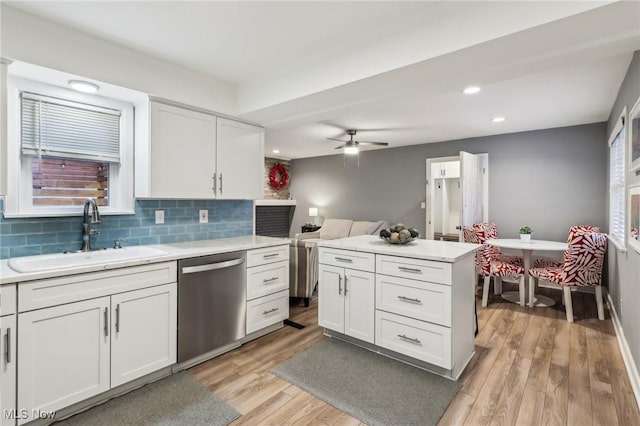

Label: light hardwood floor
[189,285,640,425]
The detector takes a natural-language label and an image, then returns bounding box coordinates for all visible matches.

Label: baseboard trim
[606,292,640,410]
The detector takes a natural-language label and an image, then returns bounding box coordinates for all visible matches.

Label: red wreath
[269,163,289,190]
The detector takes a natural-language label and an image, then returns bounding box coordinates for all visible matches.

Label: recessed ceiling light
[463,86,481,95]
[68,80,100,93]
[272,149,280,154]
[344,146,359,155]
[491,116,506,123]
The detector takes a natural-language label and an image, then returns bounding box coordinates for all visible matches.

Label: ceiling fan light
[344,146,359,155]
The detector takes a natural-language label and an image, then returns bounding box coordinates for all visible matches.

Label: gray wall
[606,50,640,378]
[290,123,607,243]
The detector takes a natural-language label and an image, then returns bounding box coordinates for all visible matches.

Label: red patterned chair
[534,225,601,268]
[464,224,526,307]
[529,232,607,322]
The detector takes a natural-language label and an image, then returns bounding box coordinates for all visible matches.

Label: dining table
[486,238,568,307]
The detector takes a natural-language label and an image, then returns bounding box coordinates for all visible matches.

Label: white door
[18,297,110,424]
[1,315,16,426]
[459,151,489,240]
[344,270,375,343]
[149,102,217,199]
[216,118,264,199]
[318,265,344,333]
[111,284,177,387]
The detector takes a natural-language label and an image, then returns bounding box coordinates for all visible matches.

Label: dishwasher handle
[181,257,245,274]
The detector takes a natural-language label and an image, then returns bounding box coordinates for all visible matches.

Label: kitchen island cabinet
[317,235,479,380]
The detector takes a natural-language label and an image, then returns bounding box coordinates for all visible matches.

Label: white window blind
[21,92,121,163]
[609,124,625,245]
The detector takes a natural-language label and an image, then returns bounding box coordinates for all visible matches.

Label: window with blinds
[609,123,625,246]
[20,92,121,208]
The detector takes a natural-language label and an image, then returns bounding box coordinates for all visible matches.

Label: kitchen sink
[8,246,168,273]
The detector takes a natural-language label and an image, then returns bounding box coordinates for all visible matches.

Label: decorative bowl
[379,224,419,245]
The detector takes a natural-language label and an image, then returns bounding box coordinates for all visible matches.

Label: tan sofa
[289,218,388,306]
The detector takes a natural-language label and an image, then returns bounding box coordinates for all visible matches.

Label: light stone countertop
[0,235,290,285]
[316,235,479,262]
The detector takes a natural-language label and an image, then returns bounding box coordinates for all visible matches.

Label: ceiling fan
[327,129,389,155]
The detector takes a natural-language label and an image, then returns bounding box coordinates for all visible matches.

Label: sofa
[289,218,388,306]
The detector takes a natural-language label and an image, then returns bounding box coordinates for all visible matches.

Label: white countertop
[317,235,479,262]
[0,235,290,285]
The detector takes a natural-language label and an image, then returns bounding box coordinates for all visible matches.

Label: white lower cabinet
[318,259,375,344]
[18,297,111,424]
[246,290,288,334]
[1,314,17,426]
[110,284,177,387]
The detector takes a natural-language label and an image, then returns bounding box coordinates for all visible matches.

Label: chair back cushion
[564,225,601,263]
[562,232,607,286]
[349,221,375,237]
[318,219,353,240]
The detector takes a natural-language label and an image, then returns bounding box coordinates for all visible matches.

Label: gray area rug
[272,338,461,426]
[54,371,240,426]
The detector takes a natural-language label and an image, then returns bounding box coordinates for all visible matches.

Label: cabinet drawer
[376,255,451,285]
[0,285,16,316]
[376,275,451,326]
[18,262,177,312]
[375,310,451,369]
[319,248,375,272]
[246,289,288,334]
[246,245,289,267]
[247,261,289,301]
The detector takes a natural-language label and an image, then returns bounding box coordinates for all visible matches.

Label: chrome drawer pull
[104,308,109,337]
[397,296,422,304]
[115,304,121,333]
[398,266,422,273]
[4,327,11,364]
[263,253,279,259]
[263,307,279,315]
[344,276,348,295]
[334,257,353,263]
[263,277,279,284]
[397,334,421,344]
[338,275,342,295]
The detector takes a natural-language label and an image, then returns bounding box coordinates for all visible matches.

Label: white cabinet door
[148,102,216,199]
[442,161,460,178]
[318,265,344,333]
[216,118,264,200]
[111,284,177,388]
[344,270,375,343]
[1,315,16,426]
[18,297,110,424]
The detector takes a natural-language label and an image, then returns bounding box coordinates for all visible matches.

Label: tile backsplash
[0,199,253,259]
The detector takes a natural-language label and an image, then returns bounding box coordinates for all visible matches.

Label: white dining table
[486,238,568,307]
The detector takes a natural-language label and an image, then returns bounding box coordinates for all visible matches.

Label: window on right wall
[609,111,626,247]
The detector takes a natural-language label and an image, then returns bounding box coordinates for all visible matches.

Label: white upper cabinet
[216,118,264,200]
[136,101,264,200]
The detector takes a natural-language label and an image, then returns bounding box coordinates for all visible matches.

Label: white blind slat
[609,126,625,245]
[21,92,121,163]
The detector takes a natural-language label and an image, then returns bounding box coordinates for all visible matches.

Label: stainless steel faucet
[81,198,101,252]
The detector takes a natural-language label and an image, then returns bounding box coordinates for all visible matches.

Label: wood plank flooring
[189,285,640,425]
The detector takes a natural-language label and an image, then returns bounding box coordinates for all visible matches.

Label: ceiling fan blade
[327,137,348,142]
[334,145,346,149]
[356,141,389,146]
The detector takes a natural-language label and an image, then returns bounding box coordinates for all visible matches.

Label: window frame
[608,107,627,251]
[5,76,134,217]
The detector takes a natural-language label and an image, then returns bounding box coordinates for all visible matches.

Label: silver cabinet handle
[398,295,422,304]
[344,276,349,296]
[4,327,11,364]
[335,257,353,263]
[398,334,421,344]
[219,173,223,194]
[104,307,109,337]
[115,304,121,333]
[263,277,279,284]
[338,275,342,295]
[398,266,422,273]
[263,253,279,259]
[263,307,279,315]
[212,173,217,194]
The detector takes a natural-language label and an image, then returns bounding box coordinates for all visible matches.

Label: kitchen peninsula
[317,235,479,380]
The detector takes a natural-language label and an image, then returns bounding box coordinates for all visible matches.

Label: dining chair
[529,231,607,322]
[534,225,601,268]
[464,225,526,307]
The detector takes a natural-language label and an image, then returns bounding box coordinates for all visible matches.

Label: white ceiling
[7,1,640,159]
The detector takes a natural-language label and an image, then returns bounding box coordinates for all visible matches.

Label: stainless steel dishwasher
[178,251,246,364]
